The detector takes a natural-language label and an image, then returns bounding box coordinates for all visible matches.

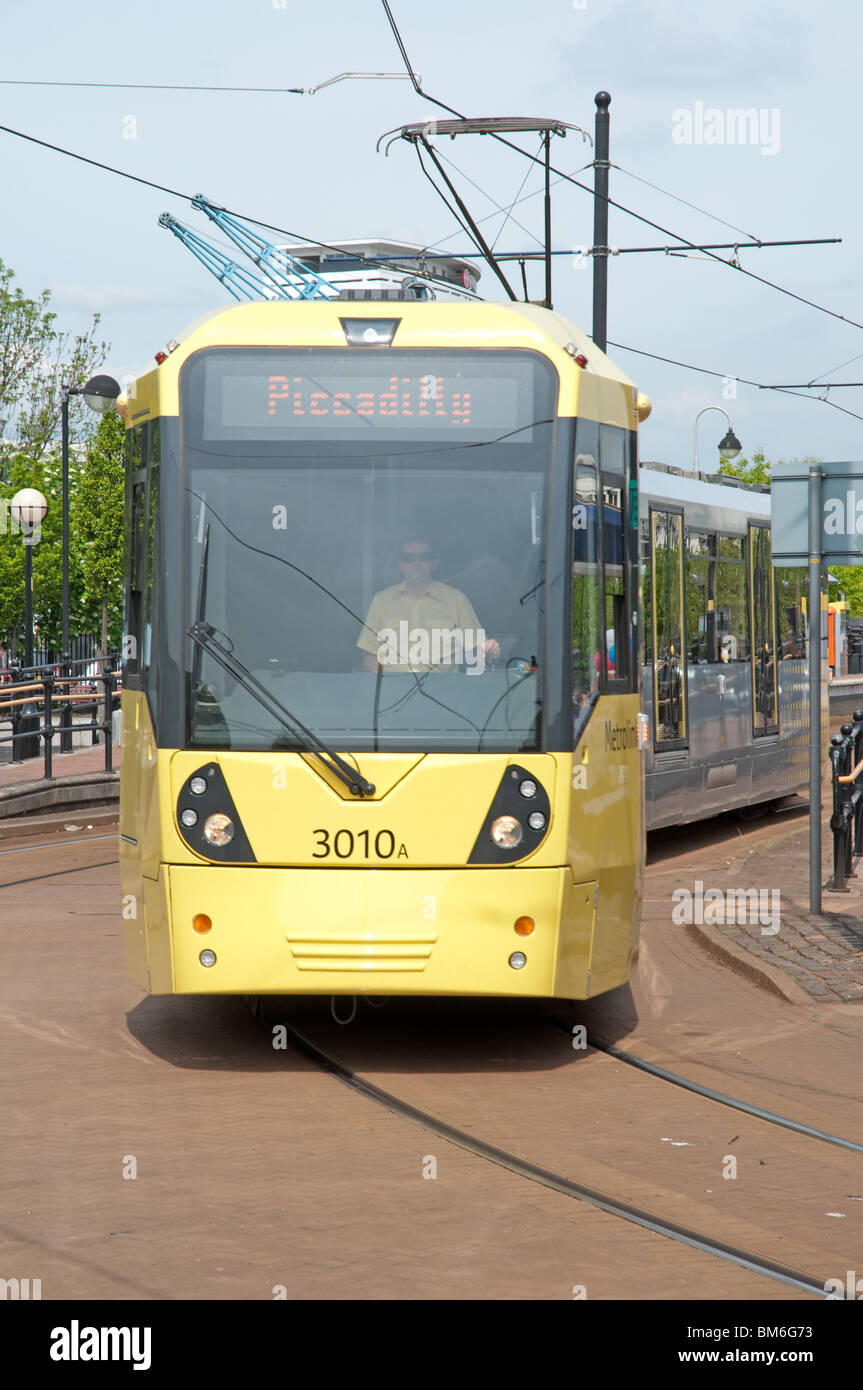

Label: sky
[1,0,862,468]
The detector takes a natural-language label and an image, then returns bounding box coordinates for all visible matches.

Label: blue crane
[160,195,338,302]
[159,213,285,302]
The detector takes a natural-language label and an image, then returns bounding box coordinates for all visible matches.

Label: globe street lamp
[60,373,121,751]
[692,406,741,476]
[10,487,49,668]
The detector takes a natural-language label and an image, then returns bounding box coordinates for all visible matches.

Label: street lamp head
[82,374,122,414]
[10,487,48,536]
[718,428,742,461]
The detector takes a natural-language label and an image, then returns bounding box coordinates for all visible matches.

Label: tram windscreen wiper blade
[187,621,376,797]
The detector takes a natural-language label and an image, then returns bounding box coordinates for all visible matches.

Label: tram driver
[357,537,501,675]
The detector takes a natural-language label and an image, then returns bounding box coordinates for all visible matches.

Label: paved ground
[0,743,115,791]
[1,815,862,1302]
[649,806,863,1005]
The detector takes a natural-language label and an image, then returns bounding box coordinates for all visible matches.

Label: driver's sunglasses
[400,551,435,562]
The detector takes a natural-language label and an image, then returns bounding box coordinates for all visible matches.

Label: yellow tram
[119,299,647,1000]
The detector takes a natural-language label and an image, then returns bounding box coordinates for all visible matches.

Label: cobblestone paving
[722,884,863,1003]
[653,801,863,1005]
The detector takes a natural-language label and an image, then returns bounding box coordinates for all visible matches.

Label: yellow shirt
[357,580,483,672]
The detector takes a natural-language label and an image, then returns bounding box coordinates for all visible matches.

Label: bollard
[828,735,849,891]
[42,674,54,779]
[827,715,863,891]
[58,685,73,753]
[16,675,41,762]
[102,666,115,772]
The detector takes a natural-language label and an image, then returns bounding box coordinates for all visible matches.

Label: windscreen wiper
[187,621,375,797]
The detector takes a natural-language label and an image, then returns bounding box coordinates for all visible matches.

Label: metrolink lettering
[50,1321,151,1370]
[604,719,637,751]
[824,492,863,536]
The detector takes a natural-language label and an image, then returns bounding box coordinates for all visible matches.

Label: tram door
[748,523,778,737]
[650,508,688,749]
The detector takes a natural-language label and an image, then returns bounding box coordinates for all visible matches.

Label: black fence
[3,633,105,672]
[0,654,121,778]
[827,710,863,891]
[847,620,863,676]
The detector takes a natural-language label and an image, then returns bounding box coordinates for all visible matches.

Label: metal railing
[0,655,121,780]
[827,710,863,891]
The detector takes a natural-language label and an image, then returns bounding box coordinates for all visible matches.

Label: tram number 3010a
[312,828,409,860]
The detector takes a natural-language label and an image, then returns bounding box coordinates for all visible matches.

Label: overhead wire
[490,138,545,252]
[0,120,442,284]
[609,162,763,244]
[607,340,863,424]
[0,79,308,93]
[424,143,545,252]
[380,2,862,335]
[425,159,595,252]
[2,31,858,429]
[413,143,488,265]
[0,73,417,95]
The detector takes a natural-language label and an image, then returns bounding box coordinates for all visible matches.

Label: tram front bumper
[156,865,598,998]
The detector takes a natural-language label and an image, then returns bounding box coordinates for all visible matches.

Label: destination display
[194,350,554,442]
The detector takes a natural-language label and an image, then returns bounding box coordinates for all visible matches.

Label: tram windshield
[180,347,557,753]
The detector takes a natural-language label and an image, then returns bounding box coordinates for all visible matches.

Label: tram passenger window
[142,424,160,700]
[716,536,749,663]
[599,425,632,690]
[776,567,806,659]
[749,523,778,733]
[124,423,148,686]
[686,531,717,664]
[640,518,652,665]
[572,449,600,738]
[651,509,686,744]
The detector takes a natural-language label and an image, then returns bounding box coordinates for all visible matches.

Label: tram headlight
[518,779,538,799]
[180,809,199,828]
[490,814,523,849]
[203,813,235,847]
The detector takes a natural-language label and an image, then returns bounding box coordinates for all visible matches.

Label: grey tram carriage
[638,464,822,830]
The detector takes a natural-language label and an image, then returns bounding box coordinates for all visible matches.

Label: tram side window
[572,433,601,740]
[750,523,778,733]
[686,531,718,664]
[640,517,652,665]
[715,535,749,663]
[124,423,147,686]
[776,566,806,659]
[142,422,160,703]
[651,509,686,744]
[599,424,632,690]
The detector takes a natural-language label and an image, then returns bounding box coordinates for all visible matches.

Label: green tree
[0,259,112,660]
[0,257,108,469]
[718,446,773,486]
[70,411,125,655]
[718,447,863,616]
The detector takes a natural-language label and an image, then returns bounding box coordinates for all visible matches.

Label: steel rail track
[0,832,117,888]
[283,1022,836,1300]
[580,1031,863,1157]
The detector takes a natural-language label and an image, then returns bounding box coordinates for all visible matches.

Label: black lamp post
[692,407,742,476]
[60,373,121,751]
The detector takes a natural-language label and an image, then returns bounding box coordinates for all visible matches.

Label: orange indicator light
[514,916,535,936]
[193,914,212,934]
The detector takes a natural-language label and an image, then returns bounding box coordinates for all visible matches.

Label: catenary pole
[808,464,823,913]
[592,91,610,352]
